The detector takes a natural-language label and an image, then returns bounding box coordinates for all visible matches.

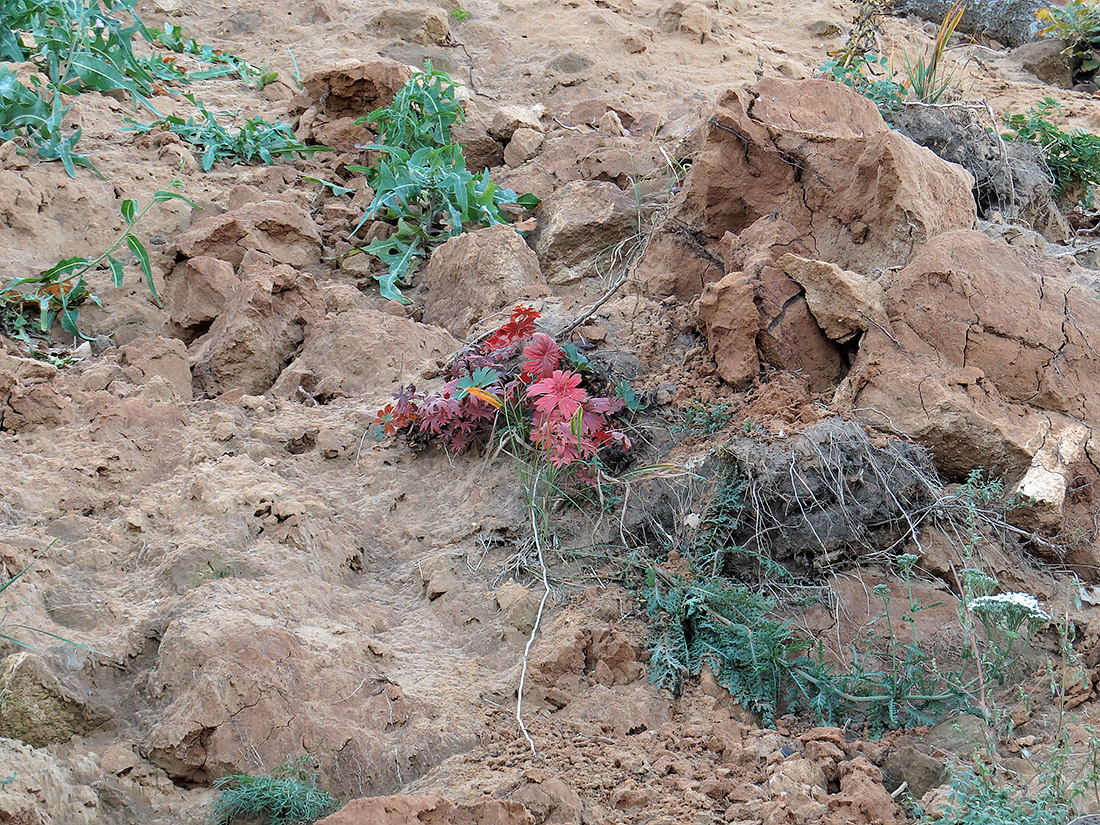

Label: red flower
[522,333,562,380]
[527,370,587,420]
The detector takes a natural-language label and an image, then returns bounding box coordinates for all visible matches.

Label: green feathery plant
[644,462,1053,734]
[343,61,539,303]
[210,758,338,825]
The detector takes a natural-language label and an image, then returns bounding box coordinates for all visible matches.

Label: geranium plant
[374,306,637,480]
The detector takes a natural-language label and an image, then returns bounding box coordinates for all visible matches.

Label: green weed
[925,745,1090,824]
[211,758,338,825]
[0,185,195,343]
[819,53,906,114]
[345,62,538,303]
[1004,98,1100,202]
[127,95,329,171]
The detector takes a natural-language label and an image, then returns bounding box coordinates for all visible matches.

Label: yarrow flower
[968,592,1051,623]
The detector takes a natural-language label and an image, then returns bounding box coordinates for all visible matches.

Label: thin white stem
[516,470,551,756]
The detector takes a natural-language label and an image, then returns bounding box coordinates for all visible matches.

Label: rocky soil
[4,1,1100,824]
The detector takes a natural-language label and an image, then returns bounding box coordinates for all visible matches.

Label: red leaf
[522,333,562,380]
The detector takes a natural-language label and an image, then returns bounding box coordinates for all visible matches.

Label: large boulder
[531,180,638,285]
[835,230,1100,484]
[892,0,1042,48]
[421,225,548,338]
[677,78,976,276]
[189,259,325,397]
[681,78,975,392]
[163,255,240,343]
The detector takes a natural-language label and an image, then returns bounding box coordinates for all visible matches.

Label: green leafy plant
[0,186,195,343]
[1038,0,1100,75]
[346,62,538,302]
[127,94,329,171]
[451,8,471,22]
[0,0,157,104]
[901,0,965,104]
[925,744,1090,825]
[211,758,338,825]
[820,53,906,114]
[1004,98,1100,201]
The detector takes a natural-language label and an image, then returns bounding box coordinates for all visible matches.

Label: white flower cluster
[968,592,1051,623]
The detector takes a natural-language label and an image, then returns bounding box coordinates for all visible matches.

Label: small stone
[489,105,542,141]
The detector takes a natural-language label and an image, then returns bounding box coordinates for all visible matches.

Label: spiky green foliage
[346,62,538,303]
[210,759,338,825]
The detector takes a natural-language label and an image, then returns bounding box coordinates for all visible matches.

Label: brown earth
[3,1,1100,824]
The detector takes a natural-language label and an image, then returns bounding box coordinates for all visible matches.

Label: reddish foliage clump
[374,306,634,473]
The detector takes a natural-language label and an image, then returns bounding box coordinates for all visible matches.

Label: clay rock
[118,334,191,398]
[454,114,504,171]
[372,8,452,46]
[1012,423,1092,530]
[696,270,758,387]
[272,308,458,402]
[190,263,325,397]
[836,230,1100,480]
[303,59,411,118]
[142,607,480,799]
[892,0,1042,48]
[777,254,886,344]
[677,78,975,276]
[1013,38,1075,88]
[316,794,534,825]
[0,356,71,432]
[532,180,637,284]
[657,0,712,36]
[490,105,543,141]
[882,746,945,801]
[164,255,240,341]
[505,127,544,167]
[0,739,100,825]
[634,227,723,301]
[421,225,548,338]
[824,758,898,825]
[175,199,322,269]
[0,652,109,747]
